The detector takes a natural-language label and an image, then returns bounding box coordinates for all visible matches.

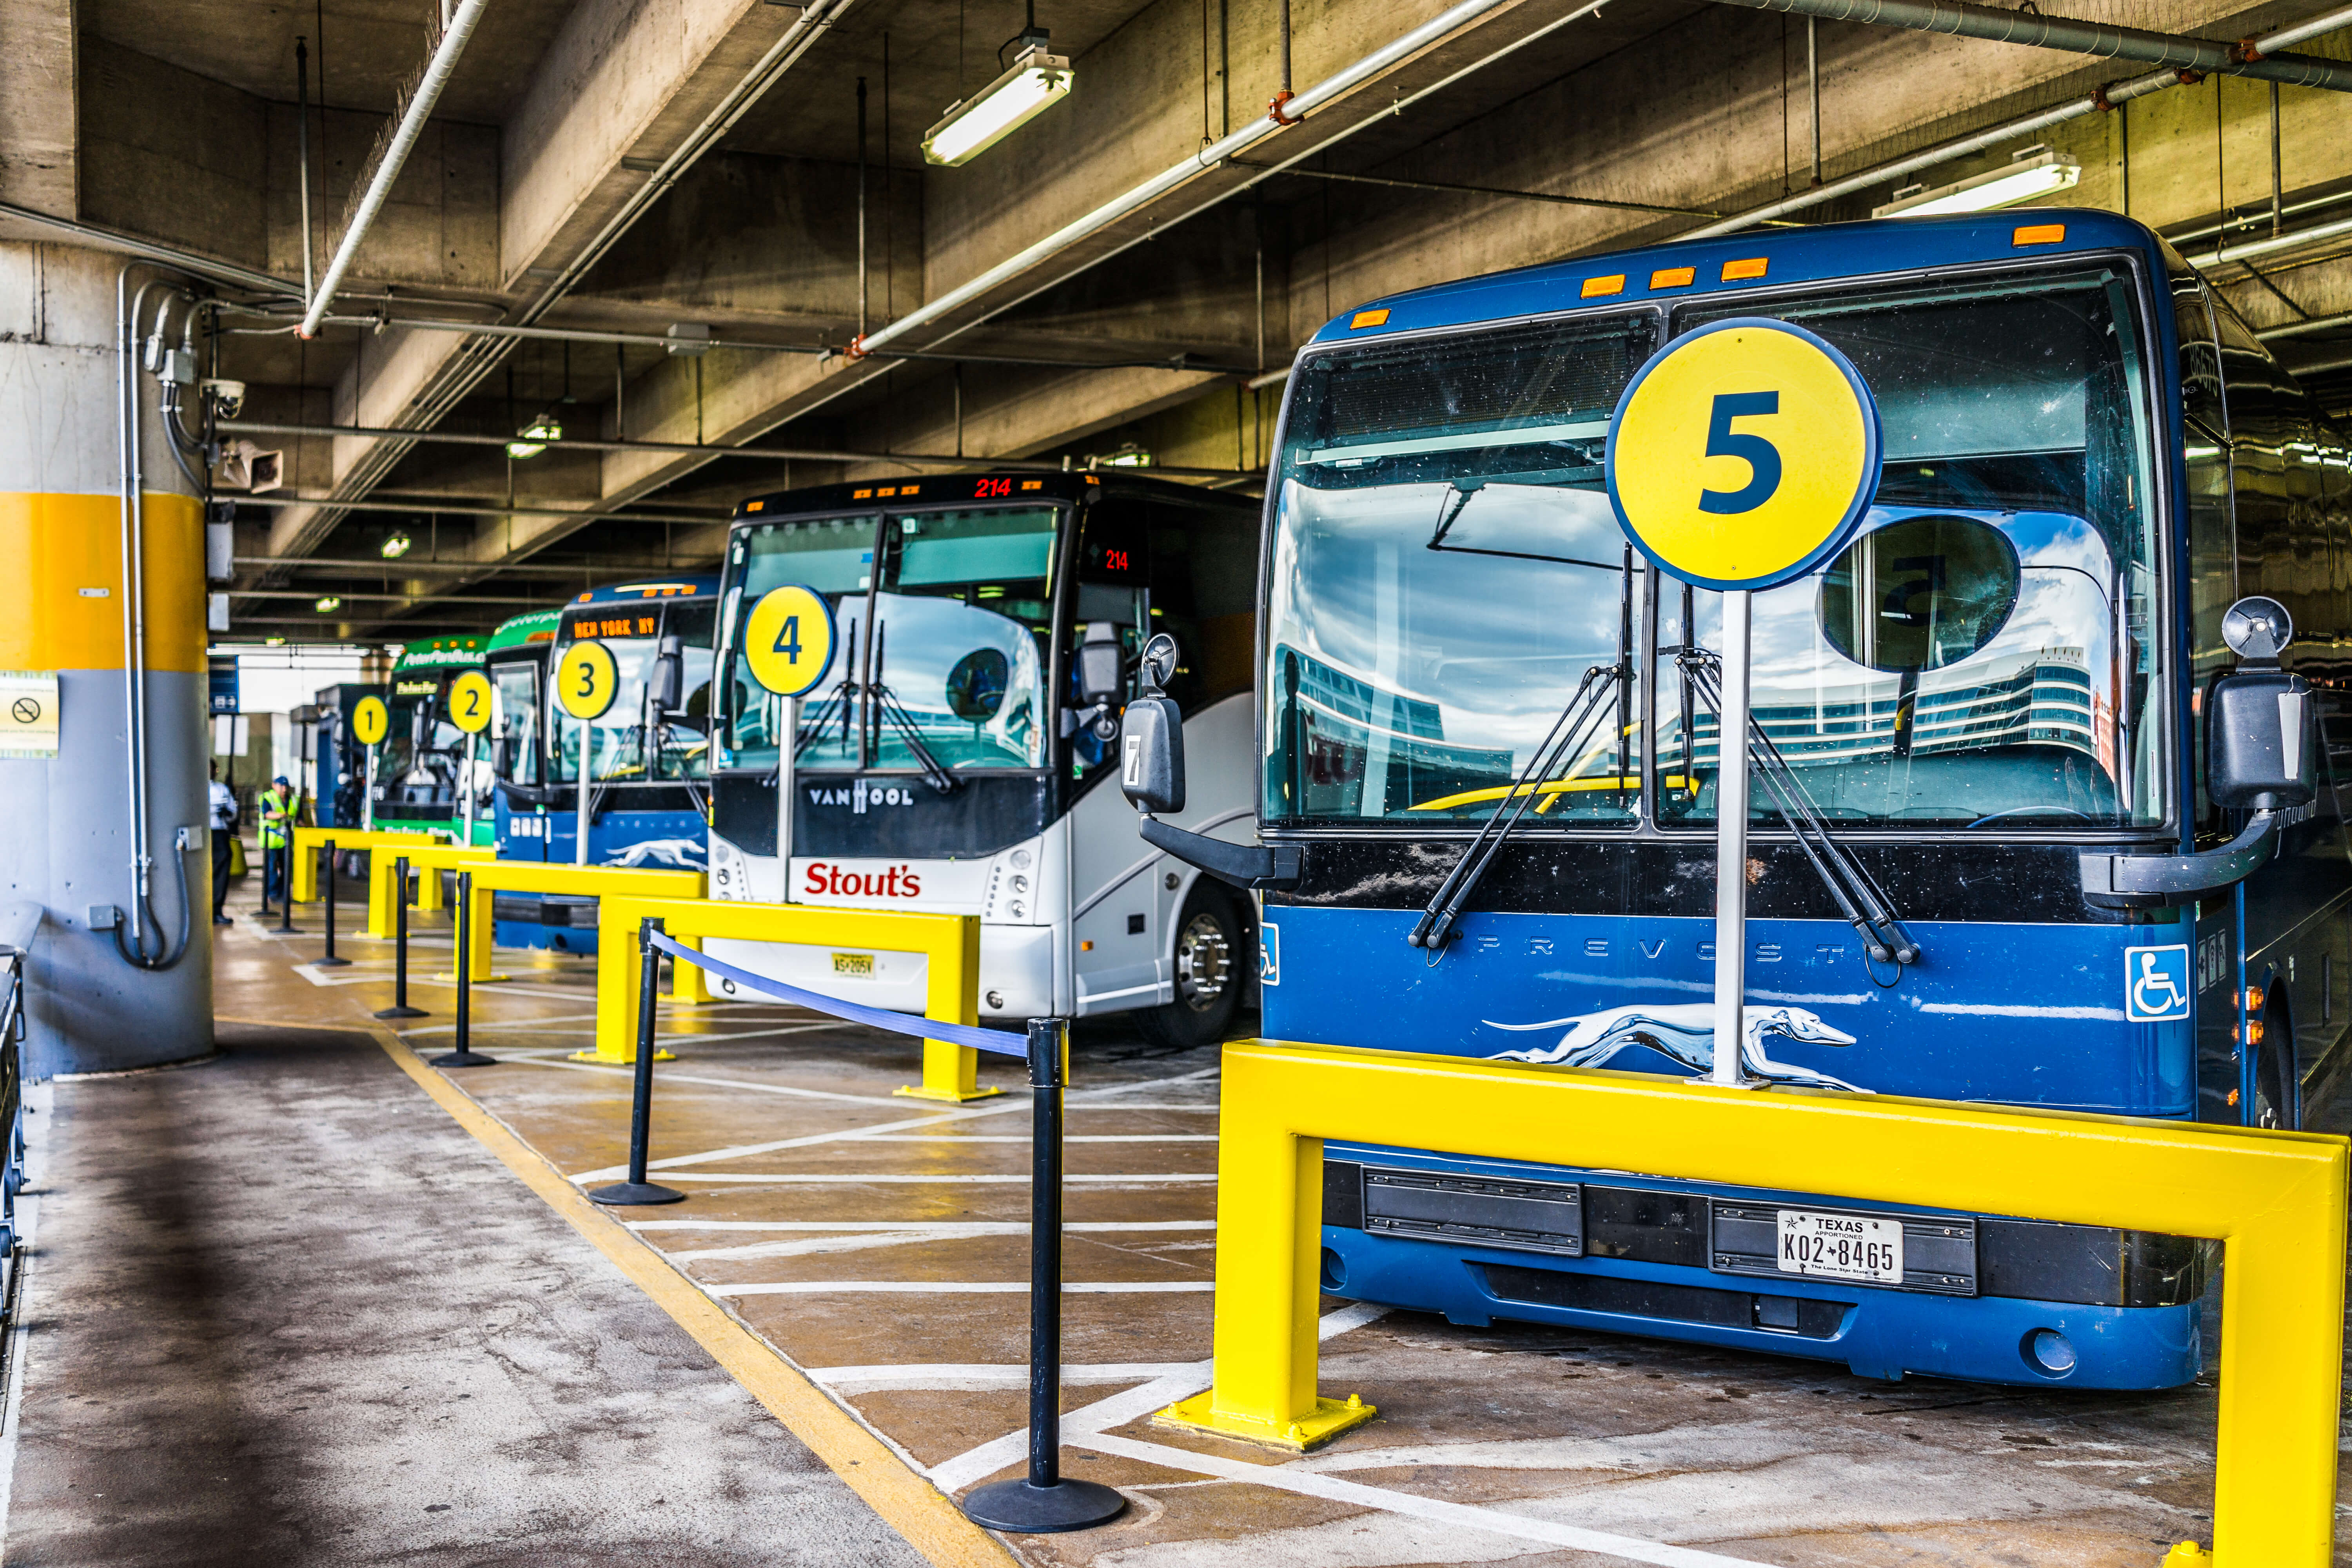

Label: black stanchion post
[314,839,350,967]
[430,871,495,1069]
[375,855,427,1021]
[591,918,686,1208]
[962,1018,1125,1534]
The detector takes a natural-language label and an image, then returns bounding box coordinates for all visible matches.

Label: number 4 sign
[744,585,838,699]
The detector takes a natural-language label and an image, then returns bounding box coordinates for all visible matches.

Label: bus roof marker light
[1349,308,1390,329]
[1721,258,1768,281]
[922,37,1073,167]
[2013,223,2067,246]
[1872,146,2079,218]
[1649,267,1696,290]
[1581,275,1626,298]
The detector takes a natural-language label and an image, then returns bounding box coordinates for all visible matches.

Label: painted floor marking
[358,1022,1018,1568]
[921,1303,1390,1495]
[494,1055,927,1108]
[858,1133,1219,1143]
[661,1172,1216,1185]
[812,1363,1205,1392]
[1078,1431,1771,1568]
[710,1281,1214,1297]
[628,1220,1216,1233]
[662,1221,1214,1262]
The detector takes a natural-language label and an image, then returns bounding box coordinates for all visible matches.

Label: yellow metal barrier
[451,862,706,984]
[1161,1039,2347,1565]
[288,825,452,906]
[592,895,991,1102]
[363,842,496,937]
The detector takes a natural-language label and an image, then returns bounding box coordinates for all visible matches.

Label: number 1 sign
[1605,317,1880,1087]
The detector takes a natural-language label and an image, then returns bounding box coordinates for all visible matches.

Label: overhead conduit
[1710,0,2352,93]
[1687,4,2352,237]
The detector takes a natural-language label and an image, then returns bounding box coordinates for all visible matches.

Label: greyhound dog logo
[609,837,708,870]
[1483,1002,1866,1091]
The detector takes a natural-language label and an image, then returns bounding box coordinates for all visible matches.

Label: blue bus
[1130,209,2349,1390]
[488,580,719,953]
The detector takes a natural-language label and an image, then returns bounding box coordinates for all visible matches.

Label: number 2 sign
[1605,317,1879,593]
[744,584,838,699]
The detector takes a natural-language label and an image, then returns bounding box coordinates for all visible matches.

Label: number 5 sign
[1605,317,1879,1088]
[744,585,838,698]
[1606,317,1879,593]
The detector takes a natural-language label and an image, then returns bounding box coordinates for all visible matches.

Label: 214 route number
[1776,1208,1902,1284]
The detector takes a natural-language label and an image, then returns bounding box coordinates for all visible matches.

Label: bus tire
[1136,883,1244,1050]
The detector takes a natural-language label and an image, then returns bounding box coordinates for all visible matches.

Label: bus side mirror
[2209,596,2316,812]
[1120,632,1185,815]
[652,634,684,715]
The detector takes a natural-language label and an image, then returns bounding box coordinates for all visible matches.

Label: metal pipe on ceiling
[1710,0,2352,92]
[1688,7,2352,237]
[233,588,552,606]
[232,555,710,577]
[2259,309,2352,343]
[2186,210,2352,270]
[227,494,728,526]
[851,0,1594,357]
[216,419,1249,479]
[301,0,492,336]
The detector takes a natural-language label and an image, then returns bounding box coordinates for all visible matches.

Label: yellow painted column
[897,913,995,1102]
[594,907,637,1061]
[366,852,399,939]
[671,934,713,1004]
[415,862,446,911]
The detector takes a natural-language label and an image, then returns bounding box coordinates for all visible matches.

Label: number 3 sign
[744,585,838,699]
[1606,317,1879,593]
[557,639,620,721]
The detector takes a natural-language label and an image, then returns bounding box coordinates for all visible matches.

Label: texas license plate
[1777,1208,1902,1283]
[831,952,875,976]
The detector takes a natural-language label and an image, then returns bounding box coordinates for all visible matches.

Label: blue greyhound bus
[1128,209,2349,1390]
[488,579,719,953]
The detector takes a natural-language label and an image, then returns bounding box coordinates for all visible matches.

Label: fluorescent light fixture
[314,596,343,613]
[265,636,287,647]
[380,530,412,559]
[1873,147,2080,219]
[506,416,561,460]
[1093,443,1152,468]
[923,42,1073,167]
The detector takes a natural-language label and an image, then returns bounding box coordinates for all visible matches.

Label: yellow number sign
[351,695,389,746]
[446,670,494,734]
[1607,317,1880,592]
[557,639,620,721]
[744,584,838,699]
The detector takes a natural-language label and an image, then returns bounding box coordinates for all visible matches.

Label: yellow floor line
[272,1015,1020,1568]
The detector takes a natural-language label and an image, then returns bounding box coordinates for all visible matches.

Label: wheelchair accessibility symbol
[2124,944,2192,1023]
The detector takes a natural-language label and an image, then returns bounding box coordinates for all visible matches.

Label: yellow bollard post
[895,908,996,1103]
[366,852,399,940]
[414,863,446,912]
[671,934,713,1005]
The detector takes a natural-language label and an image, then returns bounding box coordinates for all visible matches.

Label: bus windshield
[722,505,1055,774]
[552,601,717,784]
[1265,264,2168,830]
[490,658,542,788]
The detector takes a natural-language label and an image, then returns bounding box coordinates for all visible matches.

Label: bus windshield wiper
[868,621,958,795]
[1678,649,1921,971]
[1409,662,1622,955]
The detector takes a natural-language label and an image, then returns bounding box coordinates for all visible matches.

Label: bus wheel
[2253,998,2297,1131]
[1137,885,1242,1050]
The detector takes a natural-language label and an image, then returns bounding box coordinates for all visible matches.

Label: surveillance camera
[200,378,246,418]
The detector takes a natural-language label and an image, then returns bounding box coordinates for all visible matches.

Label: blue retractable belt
[646,929,1027,1058]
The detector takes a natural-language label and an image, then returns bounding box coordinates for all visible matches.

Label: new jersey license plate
[1777,1208,1902,1283]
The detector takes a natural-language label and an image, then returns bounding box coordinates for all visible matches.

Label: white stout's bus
[704,469,1261,1046]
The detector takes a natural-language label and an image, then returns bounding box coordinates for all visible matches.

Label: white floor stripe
[573,1098,1041,1182]
[666,1220,1215,1263]
[494,1056,921,1108]
[1075,1431,1770,1568]
[812,1363,1202,1392]
[922,1303,1390,1495]
[857,1134,1219,1143]
[664,1172,1214,1185]
[627,1220,1215,1234]
[709,1281,1211,1297]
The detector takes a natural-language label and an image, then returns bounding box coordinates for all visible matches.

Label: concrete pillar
[0,241,214,1075]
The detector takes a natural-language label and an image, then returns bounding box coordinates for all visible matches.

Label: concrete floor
[17,867,2349,1566]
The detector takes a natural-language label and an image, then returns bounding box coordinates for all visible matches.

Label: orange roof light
[746,500,765,512]
[1350,308,1391,329]
[1649,267,1696,290]
[2013,222,2066,246]
[1581,274,1626,298]
[1721,257,1768,281]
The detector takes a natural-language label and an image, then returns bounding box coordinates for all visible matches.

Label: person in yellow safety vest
[259,776,297,914]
